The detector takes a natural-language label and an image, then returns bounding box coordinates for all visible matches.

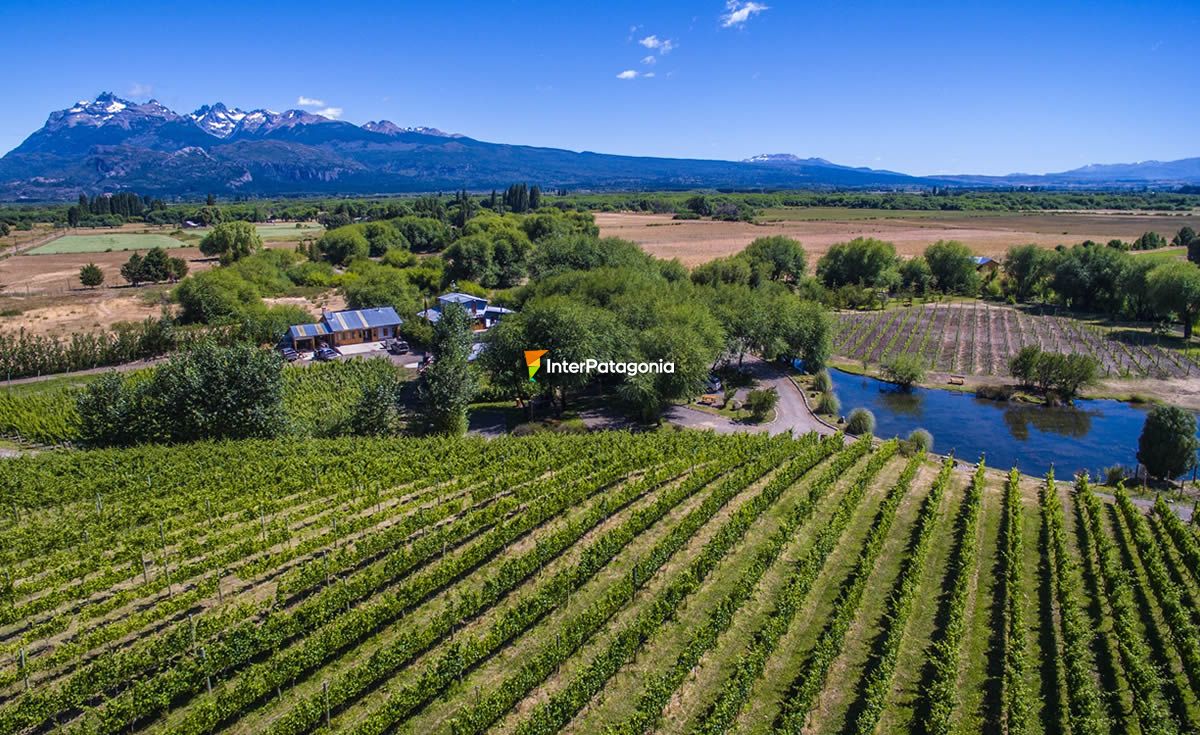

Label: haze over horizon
[3,0,1197,177]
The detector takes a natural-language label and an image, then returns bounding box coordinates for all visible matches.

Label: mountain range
[1,93,1196,200]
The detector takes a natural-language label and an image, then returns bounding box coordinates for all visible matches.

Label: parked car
[386,339,410,355]
[315,347,339,362]
[280,347,301,362]
[705,374,723,393]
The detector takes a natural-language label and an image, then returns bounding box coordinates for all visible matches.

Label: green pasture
[28,233,188,255]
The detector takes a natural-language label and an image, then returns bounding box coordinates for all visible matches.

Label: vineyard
[1,432,1198,734]
[833,302,1200,379]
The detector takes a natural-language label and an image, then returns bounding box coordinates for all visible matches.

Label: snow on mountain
[743,153,837,166]
[188,103,248,138]
[46,92,179,131]
[362,120,460,138]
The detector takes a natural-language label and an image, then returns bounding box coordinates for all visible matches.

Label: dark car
[280,347,301,362]
[386,339,410,355]
[314,347,339,361]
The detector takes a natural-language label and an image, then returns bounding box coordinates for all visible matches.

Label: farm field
[595,210,1200,265]
[833,302,1200,380]
[2,432,1197,735]
[27,233,188,255]
[186,222,324,242]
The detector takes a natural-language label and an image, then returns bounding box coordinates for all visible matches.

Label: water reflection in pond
[828,369,1196,477]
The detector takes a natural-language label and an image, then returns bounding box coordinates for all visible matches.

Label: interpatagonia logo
[524,350,548,382]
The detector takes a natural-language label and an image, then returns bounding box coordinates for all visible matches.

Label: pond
[828,369,1197,478]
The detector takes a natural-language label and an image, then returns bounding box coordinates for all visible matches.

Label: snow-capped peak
[362,120,460,138]
[45,92,179,131]
[189,103,250,138]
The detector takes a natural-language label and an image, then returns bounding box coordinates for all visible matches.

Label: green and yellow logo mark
[524,350,548,382]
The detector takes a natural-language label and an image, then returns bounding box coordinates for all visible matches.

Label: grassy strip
[1076,478,1178,735]
[1040,470,1108,735]
[847,456,954,735]
[772,450,924,734]
[1002,468,1032,735]
[918,460,986,735]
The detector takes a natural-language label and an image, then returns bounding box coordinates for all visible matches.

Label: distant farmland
[28,232,187,255]
[3,432,1198,734]
[596,209,1200,265]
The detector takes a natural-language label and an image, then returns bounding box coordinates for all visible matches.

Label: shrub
[975,384,1015,401]
[816,390,840,416]
[199,221,263,264]
[812,369,832,393]
[881,353,925,388]
[745,387,779,422]
[846,407,876,436]
[907,428,933,452]
[1103,465,1134,486]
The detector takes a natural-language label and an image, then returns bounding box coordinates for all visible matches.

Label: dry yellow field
[596,210,1200,265]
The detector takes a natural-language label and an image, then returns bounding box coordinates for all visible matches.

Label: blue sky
[2,0,1197,175]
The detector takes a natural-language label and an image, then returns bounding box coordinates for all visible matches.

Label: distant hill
[0,93,945,200]
[0,93,1196,200]
[941,158,1200,188]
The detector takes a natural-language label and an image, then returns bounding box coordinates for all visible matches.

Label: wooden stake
[323,680,330,727]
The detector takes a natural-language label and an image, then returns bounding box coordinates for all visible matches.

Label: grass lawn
[29,233,188,254]
[186,222,324,241]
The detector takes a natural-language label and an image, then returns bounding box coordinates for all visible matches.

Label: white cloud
[296,96,325,107]
[127,82,154,98]
[721,1,769,27]
[638,35,675,54]
[314,106,343,119]
[616,70,639,80]
[642,55,657,65]
[644,72,656,78]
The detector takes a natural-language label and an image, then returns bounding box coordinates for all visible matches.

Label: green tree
[742,236,807,284]
[393,216,452,252]
[816,238,900,289]
[199,221,263,264]
[140,247,172,282]
[881,353,926,388]
[79,262,104,288]
[924,240,980,294]
[317,226,370,265]
[1131,231,1167,251]
[174,268,261,323]
[899,256,933,295]
[745,387,779,422]
[1003,244,1053,301]
[1147,261,1200,339]
[1137,404,1198,481]
[340,262,422,312]
[77,343,286,445]
[120,253,145,286]
[417,303,478,435]
[361,221,408,256]
[1008,345,1042,387]
[1175,226,1200,264]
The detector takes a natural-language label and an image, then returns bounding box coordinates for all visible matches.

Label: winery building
[286,307,403,351]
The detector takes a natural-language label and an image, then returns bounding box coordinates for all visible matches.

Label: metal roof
[287,322,331,339]
[438,292,484,305]
[322,307,403,331]
[973,256,998,265]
